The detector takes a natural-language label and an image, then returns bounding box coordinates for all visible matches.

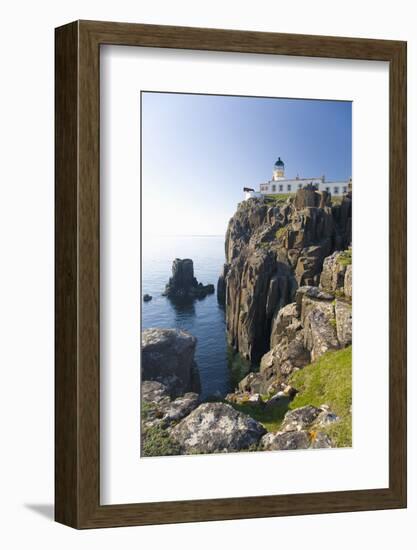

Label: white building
[251,157,350,198]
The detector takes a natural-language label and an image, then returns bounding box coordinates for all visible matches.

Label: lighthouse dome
[274,157,284,167]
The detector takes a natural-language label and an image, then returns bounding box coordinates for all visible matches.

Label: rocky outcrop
[335,300,352,347]
[219,188,352,363]
[260,404,337,450]
[142,380,171,405]
[279,405,321,432]
[163,258,215,299]
[141,328,201,397]
[229,283,352,396]
[170,402,266,454]
[142,380,200,429]
[344,264,352,298]
[261,430,311,450]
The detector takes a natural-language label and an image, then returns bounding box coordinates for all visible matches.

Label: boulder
[142,391,200,429]
[280,405,322,433]
[141,328,201,397]
[261,429,333,450]
[142,380,170,405]
[170,402,266,453]
[313,408,339,429]
[261,430,310,450]
[310,432,333,449]
[158,393,200,428]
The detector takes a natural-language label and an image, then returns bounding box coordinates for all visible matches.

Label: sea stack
[163,258,215,300]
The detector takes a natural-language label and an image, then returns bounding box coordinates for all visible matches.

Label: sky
[141,92,352,237]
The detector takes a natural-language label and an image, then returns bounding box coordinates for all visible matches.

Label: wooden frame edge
[55,20,407,529]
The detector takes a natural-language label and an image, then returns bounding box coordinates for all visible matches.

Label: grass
[231,398,290,433]
[275,226,287,240]
[337,248,352,267]
[264,193,295,205]
[141,402,181,456]
[142,423,181,457]
[289,346,352,447]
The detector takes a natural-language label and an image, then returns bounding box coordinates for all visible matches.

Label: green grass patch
[231,398,291,433]
[264,193,295,205]
[141,401,181,457]
[337,248,352,267]
[289,346,352,447]
[275,226,287,240]
[142,423,180,457]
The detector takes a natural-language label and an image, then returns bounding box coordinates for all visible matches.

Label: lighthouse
[272,157,285,181]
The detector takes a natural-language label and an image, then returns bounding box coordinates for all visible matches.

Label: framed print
[55,20,406,528]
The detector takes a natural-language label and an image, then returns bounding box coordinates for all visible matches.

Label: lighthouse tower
[272,157,285,181]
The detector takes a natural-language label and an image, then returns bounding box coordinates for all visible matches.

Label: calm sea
[142,235,233,399]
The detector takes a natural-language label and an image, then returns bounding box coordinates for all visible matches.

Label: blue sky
[141,92,352,236]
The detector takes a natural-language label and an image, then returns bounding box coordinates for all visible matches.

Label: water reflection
[167,296,196,319]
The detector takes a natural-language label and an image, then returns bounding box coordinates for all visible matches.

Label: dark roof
[274,157,284,167]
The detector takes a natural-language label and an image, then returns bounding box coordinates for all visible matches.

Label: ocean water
[142,235,233,399]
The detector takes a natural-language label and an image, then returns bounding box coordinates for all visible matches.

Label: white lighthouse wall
[258,178,349,197]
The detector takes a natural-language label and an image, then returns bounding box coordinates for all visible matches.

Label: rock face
[219,188,352,363]
[141,328,201,397]
[163,258,214,299]
[235,285,352,396]
[279,405,321,433]
[261,430,311,450]
[170,402,266,454]
[260,404,337,451]
[142,380,200,429]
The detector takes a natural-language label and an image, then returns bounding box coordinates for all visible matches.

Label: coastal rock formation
[219,187,352,363]
[141,328,201,397]
[260,404,336,450]
[319,250,348,293]
[261,430,311,450]
[279,405,322,432]
[142,381,200,429]
[170,402,266,454]
[236,284,352,396]
[163,258,214,299]
[217,263,228,305]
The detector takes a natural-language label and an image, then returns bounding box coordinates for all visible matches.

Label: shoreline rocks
[141,328,201,397]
